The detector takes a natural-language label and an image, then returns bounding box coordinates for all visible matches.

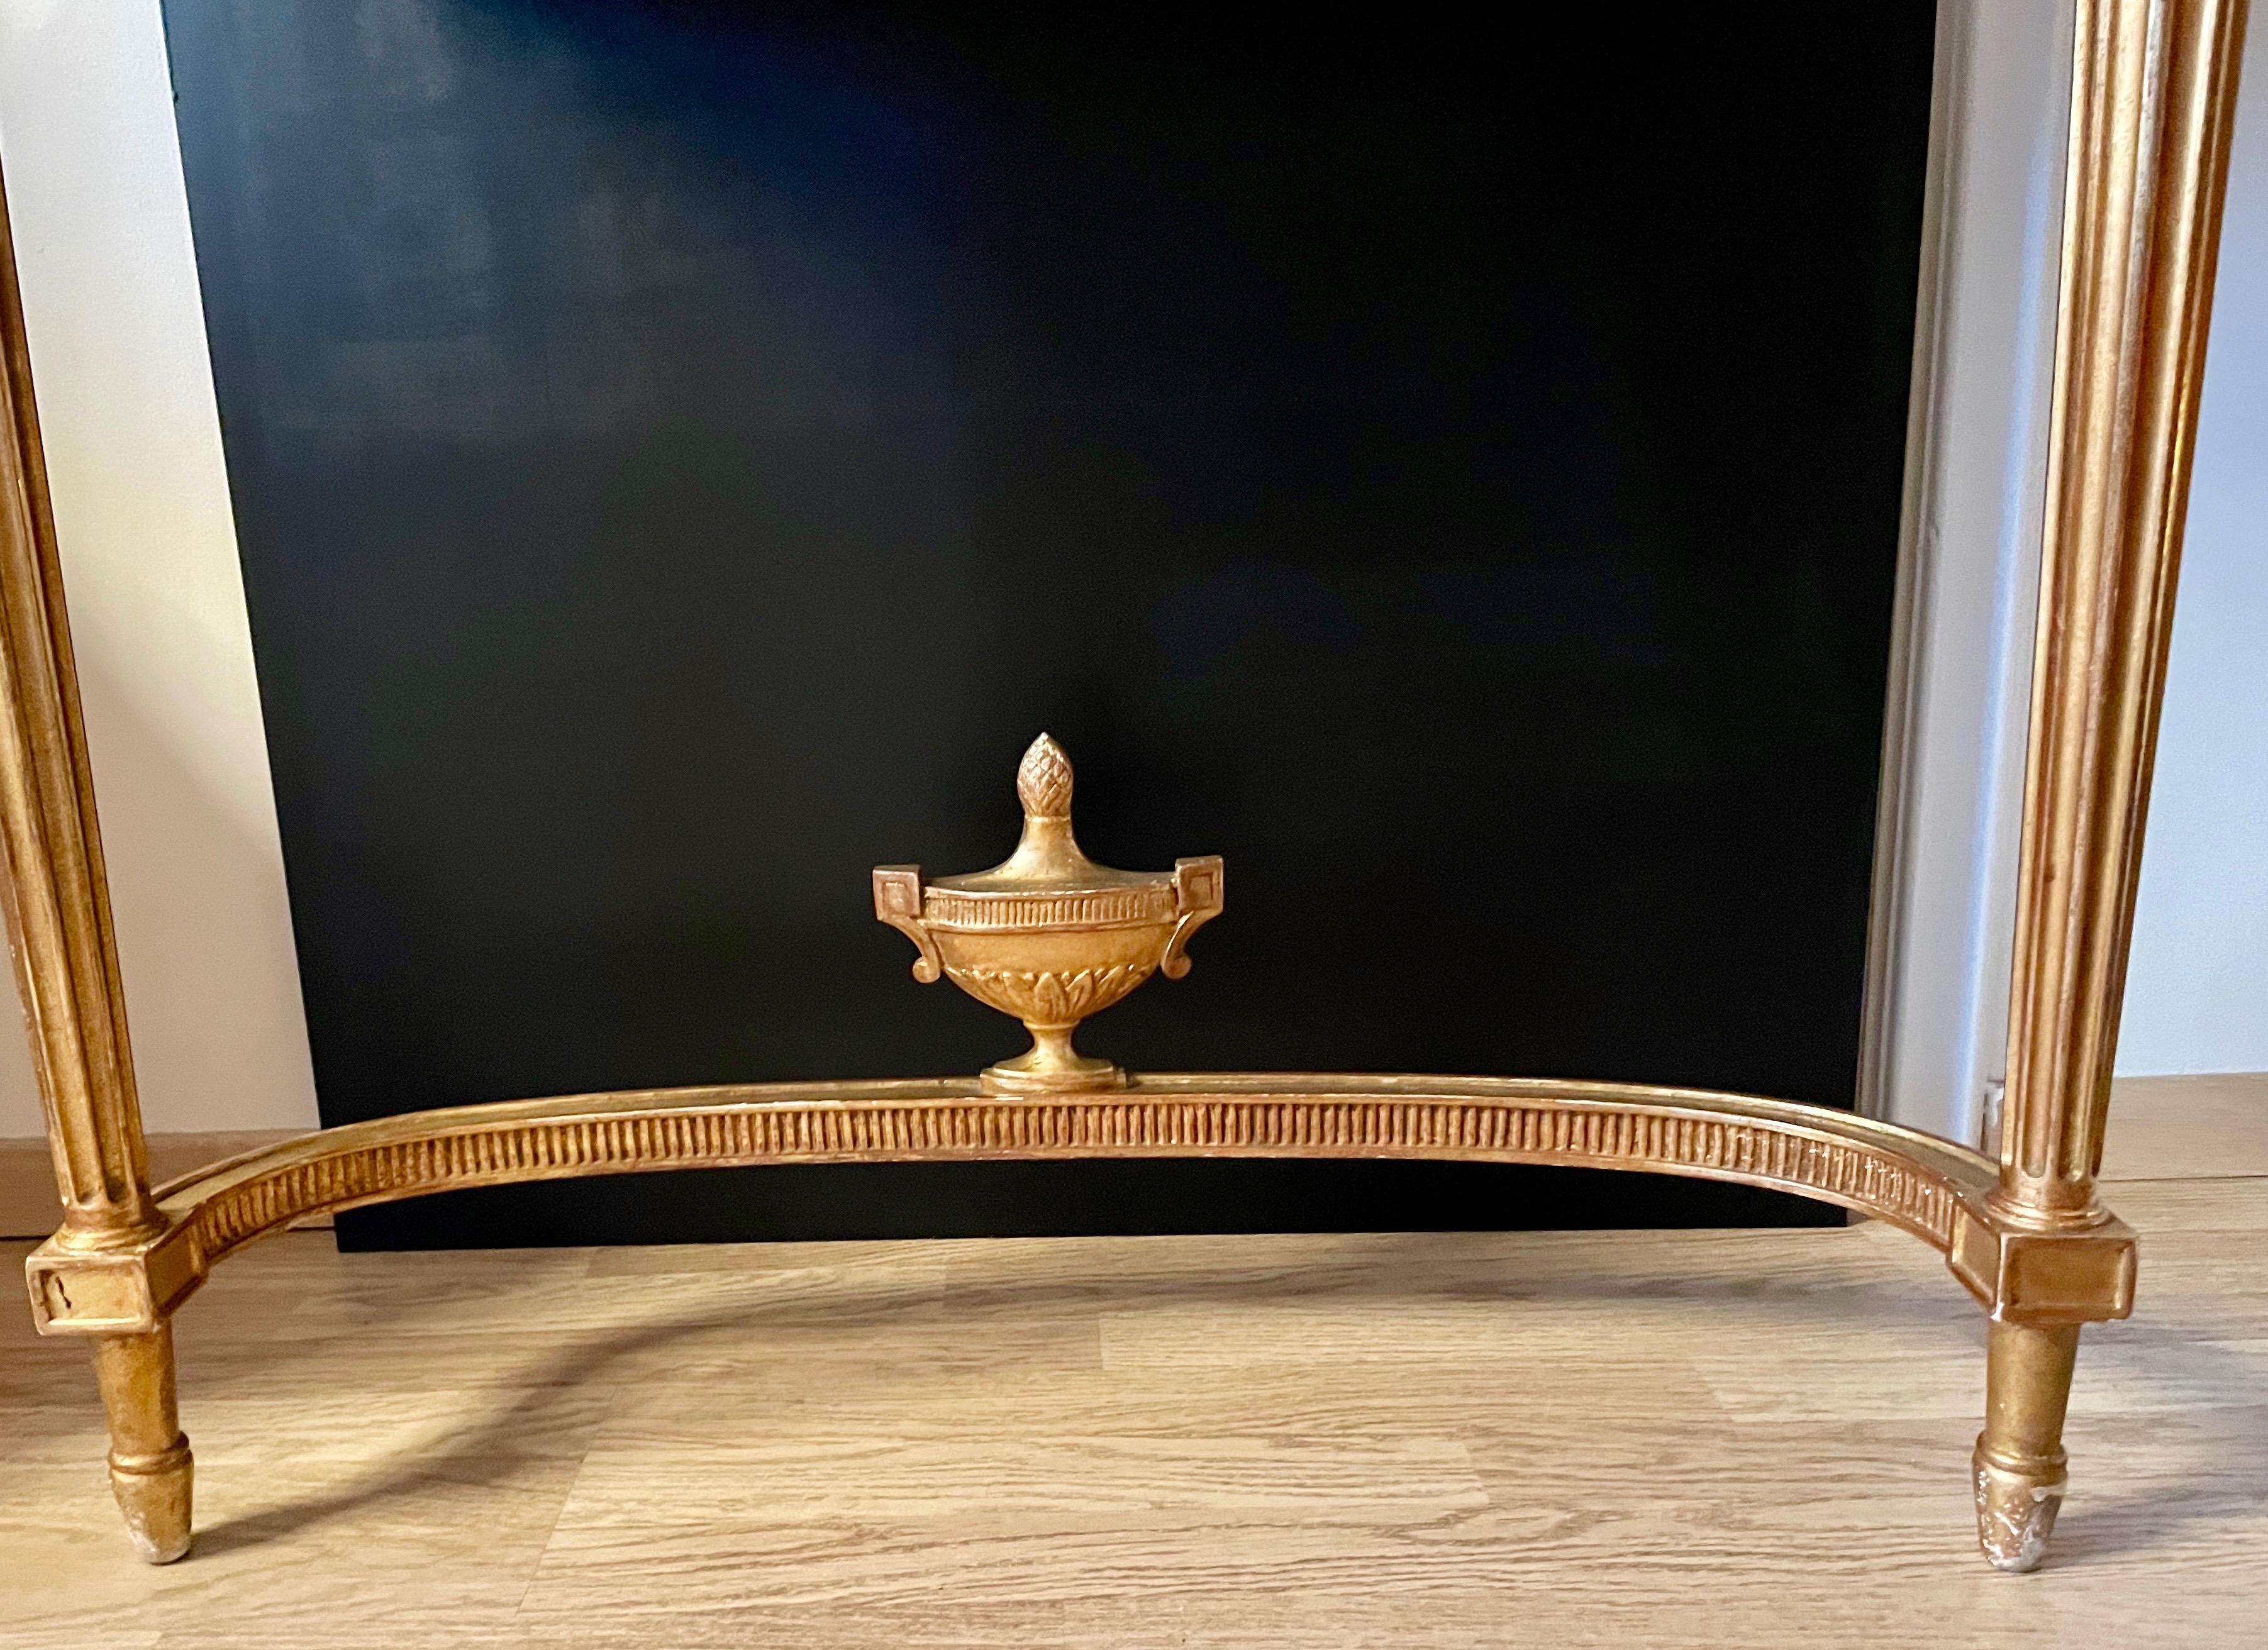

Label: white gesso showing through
[0,1,2258,1146]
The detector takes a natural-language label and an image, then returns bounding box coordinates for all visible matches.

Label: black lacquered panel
[164,2,1935,1244]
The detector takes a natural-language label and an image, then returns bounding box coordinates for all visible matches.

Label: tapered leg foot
[1975,1444,2065,1572]
[108,1435,193,1564]
[91,1326,194,1564]
[1973,1320,2079,1572]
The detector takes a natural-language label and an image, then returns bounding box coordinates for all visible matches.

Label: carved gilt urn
[872,734,1223,1094]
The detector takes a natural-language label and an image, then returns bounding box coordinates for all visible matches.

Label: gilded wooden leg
[1976,0,2248,1574]
[90,1326,194,1564]
[1974,1321,2080,1571]
[2,168,197,1563]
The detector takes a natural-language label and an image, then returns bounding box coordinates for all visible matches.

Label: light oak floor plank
[2101,1072,2268,1180]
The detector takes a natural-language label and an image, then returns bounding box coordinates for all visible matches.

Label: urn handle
[870,864,940,983]
[1162,856,1225,980]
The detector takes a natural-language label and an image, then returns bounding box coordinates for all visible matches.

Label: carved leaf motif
[946,962,1155,1022]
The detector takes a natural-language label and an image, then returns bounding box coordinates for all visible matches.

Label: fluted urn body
[873,734,1223,1093]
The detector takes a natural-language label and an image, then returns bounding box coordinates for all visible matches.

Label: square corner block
[1947,1204,2137,1326]
[22,1229,203,1337]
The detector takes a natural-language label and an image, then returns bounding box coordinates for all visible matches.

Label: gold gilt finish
[138,1075,1996,1270]
[1,0,2249,1578]
[1974,0,2249,1572]
[874,734,1222,1094]
[0,160,192,1564]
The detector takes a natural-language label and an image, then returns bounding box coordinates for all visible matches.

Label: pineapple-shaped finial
[1016,733,1074,819]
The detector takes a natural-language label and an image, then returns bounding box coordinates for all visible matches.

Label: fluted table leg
[0,160,194,1562]
[1976,0,2248,1572]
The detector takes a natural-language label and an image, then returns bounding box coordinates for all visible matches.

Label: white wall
[2117,13,2268,1077]
[0,0,318,1137]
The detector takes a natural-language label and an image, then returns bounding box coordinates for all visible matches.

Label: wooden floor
[2,1085,2264,1648]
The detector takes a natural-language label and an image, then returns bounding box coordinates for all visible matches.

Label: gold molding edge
[27,1072,2129,1338]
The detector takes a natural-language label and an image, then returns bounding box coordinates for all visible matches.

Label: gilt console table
[3,0,2249,1575]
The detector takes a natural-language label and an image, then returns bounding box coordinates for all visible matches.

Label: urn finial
[871,734,1224,1094]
